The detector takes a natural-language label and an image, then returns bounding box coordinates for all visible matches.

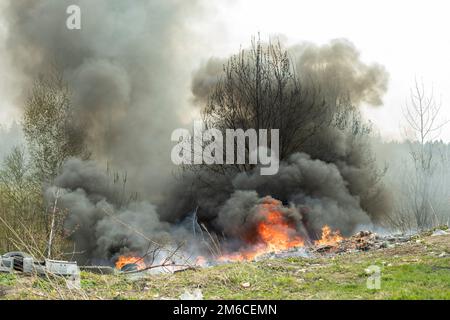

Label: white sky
[1,0,450,141]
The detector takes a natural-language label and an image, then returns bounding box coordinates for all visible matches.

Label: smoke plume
[4,0,204,199]
[46,158,204,263]
[192,39,388,108]
[179,39,392,242]
[4,1,393,262]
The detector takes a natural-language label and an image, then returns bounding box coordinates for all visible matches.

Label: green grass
[0,273,16,286]
[1,234,449,300]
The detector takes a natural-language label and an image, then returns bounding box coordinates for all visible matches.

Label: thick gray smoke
[4,0,203,199]
[4,0,393,262]
[46,159,204,263]
[164,151,381,242]
[291,39,389,107]
[192,39,388,108]
[49,38,391,261]
[231,153,372,235]
[180,39,392,241]
[46,159,166,262]
[216,192,309,251]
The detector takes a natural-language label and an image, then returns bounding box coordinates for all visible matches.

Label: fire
[315,225,343,246]
[115,254,146,270]
[257,209,304,251]
[219,197,304,262]
[195,256,207,267]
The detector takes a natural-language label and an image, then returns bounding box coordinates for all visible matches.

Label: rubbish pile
[313,231,412,254]
[2,229,443,278]
[212,231,416,262]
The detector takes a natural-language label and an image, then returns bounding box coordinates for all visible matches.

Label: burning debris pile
[42,157,397,273]
[216,197,307,262]
[112,228,415,273]
[109,198,412,273]
[115,255,146,272]
[113,245,196,274]
[203,230,413,265]
[0,228,421,278]
[211,198,380,263]
[312,231,411,254]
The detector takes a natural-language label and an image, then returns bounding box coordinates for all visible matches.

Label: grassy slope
[1,233,449,300]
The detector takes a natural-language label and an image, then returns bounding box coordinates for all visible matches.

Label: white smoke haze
[0,122,24,160]
[1,0,448,265]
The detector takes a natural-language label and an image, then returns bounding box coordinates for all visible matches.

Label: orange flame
[195,256,207,267]
[257,208,304,251]
[219,197,304,262]
[315,225,343,246]
[115,255,146,270]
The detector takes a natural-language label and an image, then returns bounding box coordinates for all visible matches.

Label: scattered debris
[179,288,203,300]
[0,285,12,297]
[1,227,443,284]
[66,272,81,290]
[1,252,32,272]
[0,256,14,273]
[79,266,115,275]
[121,263,140,272]
[247,247,310,261]
[45,259,79,276]
[312,231,412,255]
[314,244,335,253]
[431,229,448,237]
[173,266,197,273]
[0,252,80,279]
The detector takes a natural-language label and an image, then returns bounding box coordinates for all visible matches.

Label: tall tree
[401,79,449,229]
[200,38,328,174]
[23,69,89,184]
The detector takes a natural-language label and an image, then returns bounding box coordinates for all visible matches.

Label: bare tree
[198,38,328,175]
[399,79,449,229]
[185,38,387,222]
[403,79,448,171]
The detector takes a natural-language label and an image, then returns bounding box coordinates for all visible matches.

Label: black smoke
[4,0,204,199]
[172,39,392,241]
[4,0,393,261]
